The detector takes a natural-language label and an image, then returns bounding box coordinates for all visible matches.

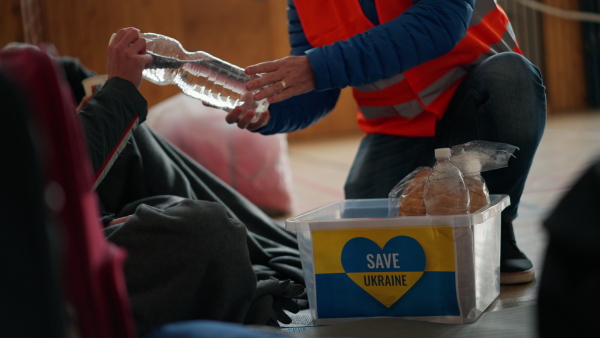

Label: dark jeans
[345,52,547,223]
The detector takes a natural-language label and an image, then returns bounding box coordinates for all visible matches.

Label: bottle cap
[435,148,451,158]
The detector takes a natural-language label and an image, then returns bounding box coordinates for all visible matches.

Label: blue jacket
[258,0,474,135]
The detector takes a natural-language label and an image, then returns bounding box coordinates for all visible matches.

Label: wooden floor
[284,110,600,315]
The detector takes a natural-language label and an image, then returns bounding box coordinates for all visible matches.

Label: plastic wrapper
[424,148,470,215]
[450,140,518,173]
[450,141,518,213]
[388,140,518,217]
[146,93,294,217]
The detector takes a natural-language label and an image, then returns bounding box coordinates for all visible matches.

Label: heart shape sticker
[341,236,426,308]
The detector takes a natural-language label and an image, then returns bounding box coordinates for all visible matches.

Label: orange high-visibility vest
[294,0,522,136]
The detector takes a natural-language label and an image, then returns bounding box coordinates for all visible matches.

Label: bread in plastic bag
[388,140,518,216]
[388,167,432,217]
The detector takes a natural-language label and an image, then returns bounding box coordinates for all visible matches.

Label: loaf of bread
[397,170,490,216]
[397,168,430,217]
[465,176,490,213]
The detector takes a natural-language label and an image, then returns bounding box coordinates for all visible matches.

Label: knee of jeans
[480,52,543,87]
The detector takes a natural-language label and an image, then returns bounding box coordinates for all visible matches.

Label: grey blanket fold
[96,125,306,335]
[105,199,256,337]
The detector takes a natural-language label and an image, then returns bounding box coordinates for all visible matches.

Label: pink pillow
[147,94,294,217]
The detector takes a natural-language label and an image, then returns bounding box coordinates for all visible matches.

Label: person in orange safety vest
[226,0,546,285]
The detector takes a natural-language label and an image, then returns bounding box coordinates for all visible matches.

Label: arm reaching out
[224,55,314,130]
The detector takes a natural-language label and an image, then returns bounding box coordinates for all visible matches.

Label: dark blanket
[95,124,306,336]
[104,199,254,336]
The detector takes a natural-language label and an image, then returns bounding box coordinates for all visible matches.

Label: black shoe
[500,221,535,284]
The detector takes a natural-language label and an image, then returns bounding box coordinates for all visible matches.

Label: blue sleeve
[309,0,474,90]
[258,89,340,135]
[259,0,340,135]
[259,0,474,135]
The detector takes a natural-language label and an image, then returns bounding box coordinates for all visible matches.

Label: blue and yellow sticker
[312,226,460,318]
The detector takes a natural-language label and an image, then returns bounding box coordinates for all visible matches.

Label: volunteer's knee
[484,52,545,96]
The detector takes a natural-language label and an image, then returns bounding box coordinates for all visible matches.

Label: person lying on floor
[5,28,306,337]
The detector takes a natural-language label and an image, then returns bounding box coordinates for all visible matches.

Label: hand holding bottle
[107,27,153,88]
[225,106,271,131]
[244,55,316,105]
[140,33,269,117]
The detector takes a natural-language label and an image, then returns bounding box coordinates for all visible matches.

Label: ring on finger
[280,80,287,90]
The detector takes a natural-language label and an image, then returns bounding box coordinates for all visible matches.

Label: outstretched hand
[107,27,153,88]
[224,55,314,130]
[245,55,315,105]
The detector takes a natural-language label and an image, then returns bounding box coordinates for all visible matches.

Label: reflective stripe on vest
[354,3,520,121]
[294,0,522,136]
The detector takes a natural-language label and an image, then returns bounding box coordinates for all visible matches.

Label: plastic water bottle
[424,148,470,215]
[141,33,269,115]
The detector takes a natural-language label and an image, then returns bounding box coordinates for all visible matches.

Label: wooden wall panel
[0,0,24,47]
[37,0,188,104]
[542,0,587,113]
[3,0,360,141]
[34,0,284,105]
[4,0,598,138]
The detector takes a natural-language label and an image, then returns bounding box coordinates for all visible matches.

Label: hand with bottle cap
[107,27,153,88]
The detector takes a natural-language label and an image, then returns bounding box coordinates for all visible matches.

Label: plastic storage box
[285,195,510,325]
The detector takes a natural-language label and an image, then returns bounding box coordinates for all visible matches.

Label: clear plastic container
[141,33,269,115]
[285,195,510,325]
[424,148,470,215]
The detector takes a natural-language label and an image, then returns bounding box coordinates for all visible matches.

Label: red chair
[0,48,135,338]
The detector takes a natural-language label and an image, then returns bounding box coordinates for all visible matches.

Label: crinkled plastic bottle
[141,33,269,115]
[423,148,470,215]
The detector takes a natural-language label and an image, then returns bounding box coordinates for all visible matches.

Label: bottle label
[312,226,460,319]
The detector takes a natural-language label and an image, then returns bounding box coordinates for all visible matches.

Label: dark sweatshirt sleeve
[78,77,148,189]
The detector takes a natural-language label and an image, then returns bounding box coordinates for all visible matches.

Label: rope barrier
[513,0,600,23]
